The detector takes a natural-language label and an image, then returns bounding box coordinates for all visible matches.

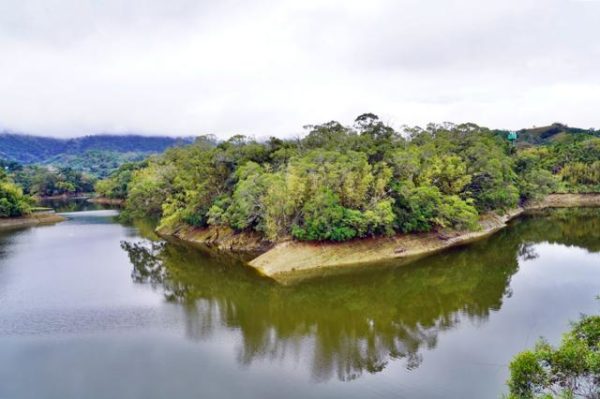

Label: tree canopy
[507,312,599,399]
[94,116,600,242]
[0,166,31,217]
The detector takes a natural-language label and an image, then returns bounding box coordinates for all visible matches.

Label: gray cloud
[0,0,599,137]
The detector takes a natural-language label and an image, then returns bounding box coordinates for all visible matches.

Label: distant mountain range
[1,124,597,176]
[496,123,598,145]
[0,133,194,164]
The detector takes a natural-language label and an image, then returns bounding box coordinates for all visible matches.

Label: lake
[0,204,599,399]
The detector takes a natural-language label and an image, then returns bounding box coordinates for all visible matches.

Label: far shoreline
[86,197,125,206]
[34,193,125,206]
[0,211,66,231]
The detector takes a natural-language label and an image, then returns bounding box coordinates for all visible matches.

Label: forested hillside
[1,158,96,198]
[0,162,32,217]
[42,151,148,178]
[0,133,192,164]
[495,123,598,145]
[96,115,600,242]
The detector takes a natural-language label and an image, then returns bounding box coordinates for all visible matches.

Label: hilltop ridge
[0,133,193,164]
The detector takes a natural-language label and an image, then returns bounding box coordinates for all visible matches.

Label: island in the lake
[91,118,600,281]
[157,193,600,282]
[2,118,600,282]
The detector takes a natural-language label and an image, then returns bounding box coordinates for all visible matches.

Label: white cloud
[0,0,599,137]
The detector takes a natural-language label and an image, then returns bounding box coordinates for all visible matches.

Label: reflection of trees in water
[37,198,105,213]
[518,243,539,261]
[121,208,600,382]
[121,239,514,382]
[122,241,168,287]
[516,208,600,253]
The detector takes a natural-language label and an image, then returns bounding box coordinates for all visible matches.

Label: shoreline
[0,212,66,231]
[156,224,272,261]
[36,193,125,206]
[250,209,523,283]
[159,193,600,283]
[87,197,125,206]
[35,193,92,201]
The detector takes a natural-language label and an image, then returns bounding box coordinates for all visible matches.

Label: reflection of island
[121,208,600,382]
[517,208,600,253]
[37,198,106,213]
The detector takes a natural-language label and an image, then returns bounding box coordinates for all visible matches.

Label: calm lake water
[0,204,599,399]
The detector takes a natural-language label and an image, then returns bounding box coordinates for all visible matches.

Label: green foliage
[519,169,559,202]
[44,150,148,178]
[460,131,520,211]
[0,180,31,217]
[507,313,600,399]
[292,189,357,241]
[0,133,192,164]
[500,123,599,146]
[561,162,600,191]
[107,116,599,242]
[419,154,471,195]
[515,148,560,201]
[515,138,600,195]
[11,166,95,196]
[393,185,478,232]
[259,172,301,240]
[94,161,146,199]
[223,162,267,230]
[127,162,177,221]
[156,140,229,228]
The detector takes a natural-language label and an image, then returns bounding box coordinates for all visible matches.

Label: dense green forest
[1,159,95,199]
[0,133,192,180]
[0,133,194,210]
[96,115,600,241]
[42,150,148,178]
[0,133,192,164]
[507,311,599,398]
[0,164,31,217]
[502,122,599,145]
[12,166,96,197]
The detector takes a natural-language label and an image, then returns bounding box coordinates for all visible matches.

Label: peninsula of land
[0,211,66,231]
[158,193,600,282]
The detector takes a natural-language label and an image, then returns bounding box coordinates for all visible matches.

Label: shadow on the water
[121,208,600,382]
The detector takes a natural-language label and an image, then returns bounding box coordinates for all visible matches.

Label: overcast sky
[0,0,599,138]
